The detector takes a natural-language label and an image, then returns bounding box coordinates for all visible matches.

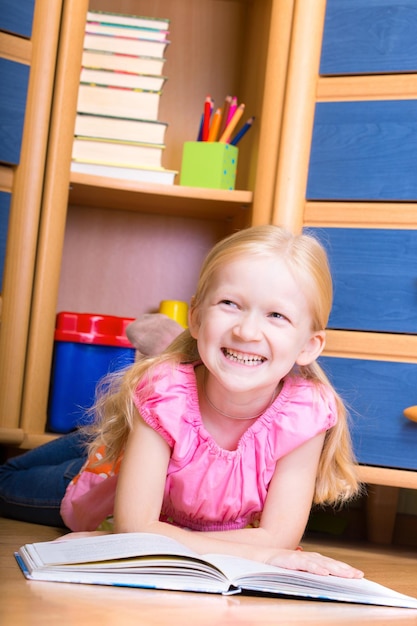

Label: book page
[204,553,417,608]
[25,533,201,567]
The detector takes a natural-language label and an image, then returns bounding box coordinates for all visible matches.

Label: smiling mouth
[222,348,266,365]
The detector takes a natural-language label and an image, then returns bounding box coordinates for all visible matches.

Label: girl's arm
[114,417,363,579]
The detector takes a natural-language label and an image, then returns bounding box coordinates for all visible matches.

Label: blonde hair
[87,225,361,506]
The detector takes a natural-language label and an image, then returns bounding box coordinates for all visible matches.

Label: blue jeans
[0,431,88,527]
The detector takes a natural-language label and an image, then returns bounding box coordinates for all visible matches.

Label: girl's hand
[268,549,364,579]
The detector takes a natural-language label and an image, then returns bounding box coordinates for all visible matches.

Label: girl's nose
[233,312,262,341]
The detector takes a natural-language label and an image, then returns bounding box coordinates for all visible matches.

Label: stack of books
[71,10,178,185]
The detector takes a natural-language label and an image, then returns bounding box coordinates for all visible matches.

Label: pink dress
[60,362,337,531]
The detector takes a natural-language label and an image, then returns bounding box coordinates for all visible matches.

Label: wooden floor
[1,517,417,626]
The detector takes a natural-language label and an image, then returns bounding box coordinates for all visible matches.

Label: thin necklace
[203,369,277,421]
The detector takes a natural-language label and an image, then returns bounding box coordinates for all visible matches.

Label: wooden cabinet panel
[310,228,417,334]
[320,0,417,75]
[307,100,417,200]
[301,1,417,491]
[320,356,417,470]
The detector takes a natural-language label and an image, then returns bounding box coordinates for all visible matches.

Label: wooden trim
[317,74,417,102]
[0,0,63,429]
[0,427,24,446]
[20,433,59,449]
[272,0,327,233]
[21,0,89,435]
[0,32,31,64]
[358,465,417,489]
[324,330,417,363]
[0,430,58,449]
[251,0,295,226]
[304,202,417,229]
[0,165,13,192]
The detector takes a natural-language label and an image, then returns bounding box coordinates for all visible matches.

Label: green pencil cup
[179,142,238,190]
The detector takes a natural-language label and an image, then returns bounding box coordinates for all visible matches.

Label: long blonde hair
[88,225,361,506]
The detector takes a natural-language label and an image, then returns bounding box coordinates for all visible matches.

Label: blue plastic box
[47,312,135,433]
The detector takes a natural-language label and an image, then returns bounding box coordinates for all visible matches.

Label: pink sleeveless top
[61,362,337,531]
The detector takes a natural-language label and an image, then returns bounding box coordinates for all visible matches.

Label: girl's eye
[270,311,286,320]
[220,299,236,307]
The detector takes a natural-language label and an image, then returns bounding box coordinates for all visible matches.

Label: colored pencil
[196,113,204,141]
[226,96,237,126]
[207,107,222,141]
[202,95,212,141]
[218,95,232,138]
[230,116,255,145]
[219,103,245,143]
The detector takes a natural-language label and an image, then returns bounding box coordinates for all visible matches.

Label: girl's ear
[296,330,326,366]
[188,296,200,339]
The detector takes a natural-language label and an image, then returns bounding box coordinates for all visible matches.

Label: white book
[80,67,166,92]
[83,33,168,59]
[86,11,170,32]
[15,532,417,609]
[74,114,167,145]
[85,21,169,42]
[70,161,177,185]
[72,136,164,169]
[76,84,160,121]
[81,49,165,75]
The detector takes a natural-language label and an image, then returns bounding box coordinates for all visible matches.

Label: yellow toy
[404,406,417,423]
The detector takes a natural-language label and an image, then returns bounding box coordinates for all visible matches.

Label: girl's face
[189,254,325,399]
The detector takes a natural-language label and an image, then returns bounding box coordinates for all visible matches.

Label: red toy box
[47,312,135,433]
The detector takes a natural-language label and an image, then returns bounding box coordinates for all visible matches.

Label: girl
[60,224,363,578]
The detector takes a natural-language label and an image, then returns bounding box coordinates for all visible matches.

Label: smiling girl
[60,225,362,578]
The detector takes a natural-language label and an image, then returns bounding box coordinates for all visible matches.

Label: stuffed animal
[126,313,184,358]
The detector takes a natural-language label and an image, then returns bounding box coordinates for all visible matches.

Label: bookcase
[1,0,416,537]
[0,0,295,447]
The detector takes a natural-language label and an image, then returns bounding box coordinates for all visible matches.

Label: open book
[15,533,417,609]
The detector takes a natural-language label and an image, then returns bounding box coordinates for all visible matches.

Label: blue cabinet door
[0,0,35,38]
[309,228,417,334]
[0,191,11,291]
[307,100,417,201]
[320,356,417,470]
[0,58,30,165]
[321,0,417,75]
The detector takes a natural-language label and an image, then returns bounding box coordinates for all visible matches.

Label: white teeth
[223,348,264,365]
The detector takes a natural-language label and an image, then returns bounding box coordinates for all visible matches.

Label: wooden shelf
[0,31,31,64]
[68,172,253,221]
[358,465,417,489]
[324,330,417,363]
[317,73,417,102]
[304,201,417,229]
